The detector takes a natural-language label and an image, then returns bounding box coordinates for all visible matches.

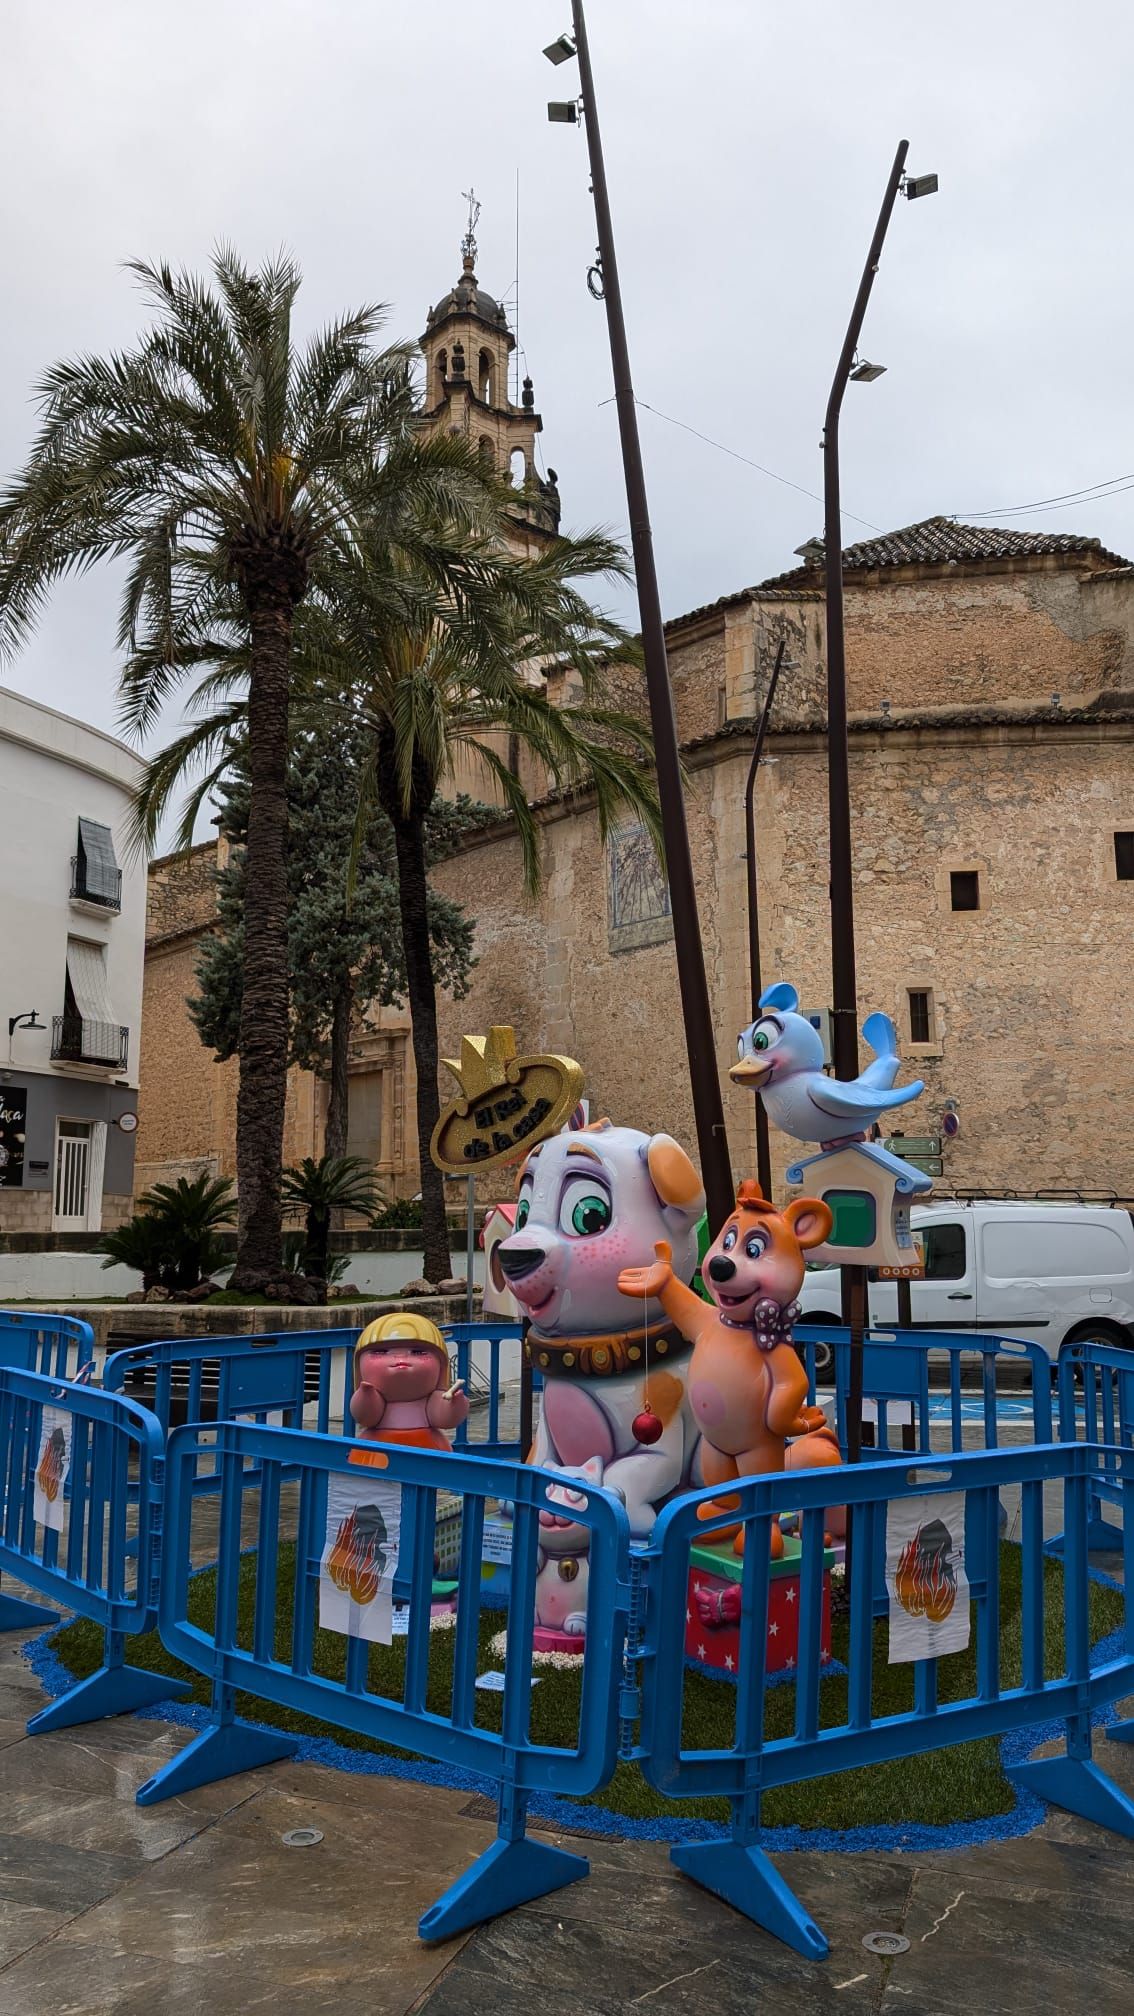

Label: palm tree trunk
[230,602,292,1288]
[390,807,452,1283]
[324,969,352,1161]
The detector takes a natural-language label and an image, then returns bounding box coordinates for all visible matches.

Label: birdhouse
[784,1140,932,1271]
[481,1202,522,1319]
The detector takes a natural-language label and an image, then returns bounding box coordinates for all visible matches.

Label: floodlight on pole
[904,172,939,200]
[849,358,886,383]
[547,100,580,123]
[543,33,577,63]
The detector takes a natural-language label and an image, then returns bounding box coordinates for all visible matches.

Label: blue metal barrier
[102,1329,362,1497]
[138,1420,631,1939]
[0,1364,189,1724]
[0,1309,94,1380]
[638,1440,1134,1960]
[1055,1341,1134,1551]
[443,1320,530,1458]
[794,1322,1053,1455]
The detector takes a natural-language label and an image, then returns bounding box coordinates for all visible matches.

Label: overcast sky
[2,0,1131,825]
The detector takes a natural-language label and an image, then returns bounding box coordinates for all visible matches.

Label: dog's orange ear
[646,1134,704,1212]
[781,1196,834,1250]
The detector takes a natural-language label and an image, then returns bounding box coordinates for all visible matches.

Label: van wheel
[1063,1320,1133,1356]
[798,1318,841,1383]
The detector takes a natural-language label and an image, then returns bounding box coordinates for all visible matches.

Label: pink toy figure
[348,1312,468,1455]
[534,1457,605,1642]
[618,1181,842,1556]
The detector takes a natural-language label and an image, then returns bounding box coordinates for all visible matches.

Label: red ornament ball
[632,1408,663,1446]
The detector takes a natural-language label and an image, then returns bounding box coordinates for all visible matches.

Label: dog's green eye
[571,1193,611,1237]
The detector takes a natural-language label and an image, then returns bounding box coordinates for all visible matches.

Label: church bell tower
[419,194,561,552]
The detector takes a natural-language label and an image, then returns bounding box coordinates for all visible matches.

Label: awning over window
[77,819,120,903]
[66,938,116,1057]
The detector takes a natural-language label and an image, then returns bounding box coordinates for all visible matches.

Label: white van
[796,1200,1134,1361]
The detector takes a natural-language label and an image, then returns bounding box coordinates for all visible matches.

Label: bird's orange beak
[729,1056,773,1086]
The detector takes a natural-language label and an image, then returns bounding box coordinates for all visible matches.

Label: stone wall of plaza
[428,707,1134,1205]
[134,540,1134,1210]
[134,845,326,1196]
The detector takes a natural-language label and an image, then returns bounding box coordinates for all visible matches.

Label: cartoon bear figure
[497,1122,706,1540]
[618,1180,843,1555]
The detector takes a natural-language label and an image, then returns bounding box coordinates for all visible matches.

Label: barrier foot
[0,1592,58,1631]
[27,1661,191,1735]
[135,1718,298,1805]
[1008,1755,1134,1838]
[419,1834,589,1943]
[670,1840,828,1961]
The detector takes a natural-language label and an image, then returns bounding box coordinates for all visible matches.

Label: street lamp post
[546,6,734,1233]
[823,140,936,1460]
[744,640,785,1198]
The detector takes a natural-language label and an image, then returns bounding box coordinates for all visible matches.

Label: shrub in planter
[100,1174,235,1293]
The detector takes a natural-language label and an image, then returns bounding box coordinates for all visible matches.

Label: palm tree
[0,250,506,1289]
[281,1154,384,1296]
[320,532,664,1280]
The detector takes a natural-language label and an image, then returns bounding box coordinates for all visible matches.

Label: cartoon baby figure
[618,1181,838,1555]
[348,1312,468,1453]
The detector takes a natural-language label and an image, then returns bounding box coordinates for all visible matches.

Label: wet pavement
[2,1381,1133,2013]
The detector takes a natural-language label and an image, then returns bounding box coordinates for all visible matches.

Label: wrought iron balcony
[51,1016,129,1070]
[70,856,122,911]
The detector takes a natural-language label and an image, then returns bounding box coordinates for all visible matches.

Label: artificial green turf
[50,1544,1122,1833]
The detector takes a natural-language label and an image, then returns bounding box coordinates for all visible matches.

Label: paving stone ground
[1,1385,1132,2013]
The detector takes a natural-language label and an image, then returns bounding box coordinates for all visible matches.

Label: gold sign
[429,1026,585,1175]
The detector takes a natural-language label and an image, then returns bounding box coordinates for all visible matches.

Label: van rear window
[982,1219,1131,1281]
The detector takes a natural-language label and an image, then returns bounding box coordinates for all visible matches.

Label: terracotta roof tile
[758,516,1130,587]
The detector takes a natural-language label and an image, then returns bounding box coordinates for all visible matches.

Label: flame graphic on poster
[326,1505,387,1606]
[319,1474,400,1645]
[893,1519,958,1623]
[33,1408,72,1533]
[35,1428,67,1504]
[886,1492,970,1663]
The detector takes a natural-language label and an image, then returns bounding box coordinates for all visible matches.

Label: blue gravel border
[18,1565,1128,1857]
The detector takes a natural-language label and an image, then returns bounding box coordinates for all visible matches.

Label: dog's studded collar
[524,1320,688,1379]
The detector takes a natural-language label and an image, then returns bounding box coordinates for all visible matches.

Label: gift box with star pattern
[685,1533,833,1677]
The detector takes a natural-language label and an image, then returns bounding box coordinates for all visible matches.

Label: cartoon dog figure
[618,1180,843,1555]
[497,1122,705,1539]
[534,1457,605,1640]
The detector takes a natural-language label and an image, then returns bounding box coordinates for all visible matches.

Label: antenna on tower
[460,186,481,268]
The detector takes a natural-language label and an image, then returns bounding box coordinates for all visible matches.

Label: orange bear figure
[617,1180,842,1556]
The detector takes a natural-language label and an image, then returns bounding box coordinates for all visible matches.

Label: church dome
[425,255,510,334]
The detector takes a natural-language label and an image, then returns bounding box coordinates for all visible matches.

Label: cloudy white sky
[2,0,1131,812]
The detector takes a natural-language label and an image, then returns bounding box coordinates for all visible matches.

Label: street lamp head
[904,172,939,200]
[543,33,577,64]
[849,358,886,383]
[547,99,580,123]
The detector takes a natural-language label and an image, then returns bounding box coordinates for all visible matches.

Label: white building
[0,688,145,1234]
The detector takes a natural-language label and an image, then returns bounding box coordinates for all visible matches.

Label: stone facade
[138,530,1134,1210]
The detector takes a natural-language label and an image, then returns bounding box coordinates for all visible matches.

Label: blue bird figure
[730,983,924,1147]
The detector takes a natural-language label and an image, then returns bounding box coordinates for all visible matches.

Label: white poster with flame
[319,1471,401,1645]
[33,1407,72,1532]
[886,1491,970,1664]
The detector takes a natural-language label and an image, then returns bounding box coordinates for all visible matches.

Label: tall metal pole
[569,0,733,1233]
[824,141,908,1466]
[744,640,785,1198]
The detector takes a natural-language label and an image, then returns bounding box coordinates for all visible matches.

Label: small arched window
[435,349,448,399]
[478,436,495,469]
[510,447,528,488]
[478,348,494,405]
